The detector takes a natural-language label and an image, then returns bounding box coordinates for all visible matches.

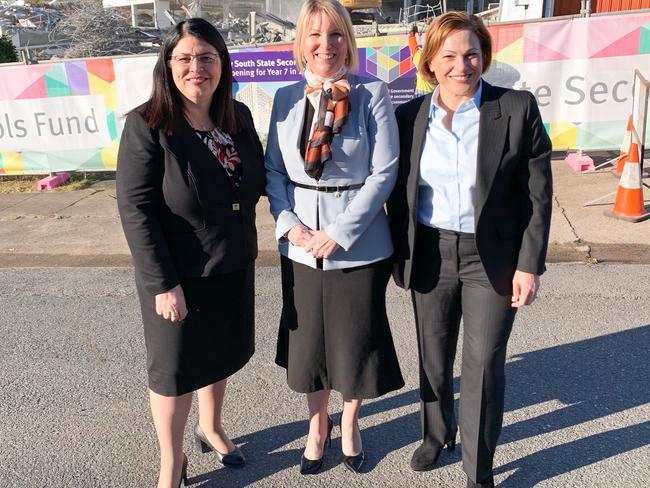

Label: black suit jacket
[116,101,266,295]
[387,81,553,296]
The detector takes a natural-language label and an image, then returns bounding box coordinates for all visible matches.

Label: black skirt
[277,256,404,399]
[135,264,255,396]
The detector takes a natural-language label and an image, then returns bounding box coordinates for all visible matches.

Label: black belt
[292,182,364,193]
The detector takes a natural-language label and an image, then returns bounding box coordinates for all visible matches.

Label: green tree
[0,33,19,63]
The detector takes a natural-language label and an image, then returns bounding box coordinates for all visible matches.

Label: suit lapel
[475,82,508,219]
[290,81,307,154]
[167,118,236,194]
[407,93,432,214]
[232,125,259,199]
[159,121,190,163]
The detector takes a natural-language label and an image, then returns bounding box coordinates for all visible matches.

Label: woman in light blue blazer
[265,0,404,476]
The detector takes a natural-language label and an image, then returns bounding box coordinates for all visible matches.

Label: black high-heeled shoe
[177,453,188,488]
[300,416,333,475]
[194,423,246,468]
[340,417,365,473]
[410,438,456,472]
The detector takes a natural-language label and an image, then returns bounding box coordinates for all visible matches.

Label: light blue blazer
[265,74,399,270]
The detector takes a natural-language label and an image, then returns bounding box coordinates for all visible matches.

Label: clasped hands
[153,239,538,324]
[287,224,339,259]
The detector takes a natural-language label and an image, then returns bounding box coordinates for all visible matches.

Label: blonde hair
[418,11,492,84]
[293,0,358,73]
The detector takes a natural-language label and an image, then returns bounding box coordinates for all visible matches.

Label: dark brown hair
[137,18,238,134]
[418,11,492,84]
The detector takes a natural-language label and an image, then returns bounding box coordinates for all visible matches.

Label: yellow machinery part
[338,0,382,9]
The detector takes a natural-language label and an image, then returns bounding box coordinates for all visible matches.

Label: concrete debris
[0,2,415,62]
[211,11,295,46]
[0,0,61,30]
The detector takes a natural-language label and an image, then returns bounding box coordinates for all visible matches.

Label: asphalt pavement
[0,265,648,487]
[0,158,649,487]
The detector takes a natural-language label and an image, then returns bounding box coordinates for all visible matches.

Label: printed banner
[1,11,650,174]
[0,59,120,174]
[485,12,650,151]
[0,96,111,152]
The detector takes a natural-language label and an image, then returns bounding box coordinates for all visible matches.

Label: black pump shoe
[340,417,365,473]
[299,453,324,475]
[177,453,188,488]
[194,424,246,468]
[410,439,456,472]
[300,416,333,475]
[341,449,365,473]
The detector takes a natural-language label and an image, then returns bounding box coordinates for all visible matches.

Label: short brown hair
[418,11,492,84]
[293,0,358,73]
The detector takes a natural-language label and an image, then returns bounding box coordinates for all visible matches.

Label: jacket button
[232,203,240,211]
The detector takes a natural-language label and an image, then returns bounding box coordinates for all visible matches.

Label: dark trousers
[411,225,516,483]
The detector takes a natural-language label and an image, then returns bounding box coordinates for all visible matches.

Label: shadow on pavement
[497,421,650,487]
[496,323,650,486]
[189,323,649,487]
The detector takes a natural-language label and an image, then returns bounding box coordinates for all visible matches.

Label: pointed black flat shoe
[299,416,333,475]
[341,449,365,473]
[409,439,456,472]
[194,424,246,468]
[466,474,495,487]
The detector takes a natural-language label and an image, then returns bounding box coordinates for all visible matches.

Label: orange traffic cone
[606,142,650,222]
[615,116,633,176]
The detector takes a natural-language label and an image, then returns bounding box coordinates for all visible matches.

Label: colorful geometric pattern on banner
[364,45,413,83]
[0,59,118,175]
[488,13,650,150]
[2,11,650,174]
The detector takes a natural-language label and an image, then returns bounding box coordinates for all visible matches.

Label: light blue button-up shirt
[417,81,482,233]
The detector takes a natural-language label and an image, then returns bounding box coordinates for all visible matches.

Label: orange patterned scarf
[303,67,350,180]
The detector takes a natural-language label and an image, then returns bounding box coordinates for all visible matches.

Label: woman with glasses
[116,18,265,488]
[265,0,404,476]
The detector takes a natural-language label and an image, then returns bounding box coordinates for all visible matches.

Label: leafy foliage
[0,33,19,63]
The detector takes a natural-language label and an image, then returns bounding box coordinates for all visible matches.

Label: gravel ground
[0,263,648,487]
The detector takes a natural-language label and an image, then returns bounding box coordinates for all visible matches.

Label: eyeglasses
[169,53,221,65]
